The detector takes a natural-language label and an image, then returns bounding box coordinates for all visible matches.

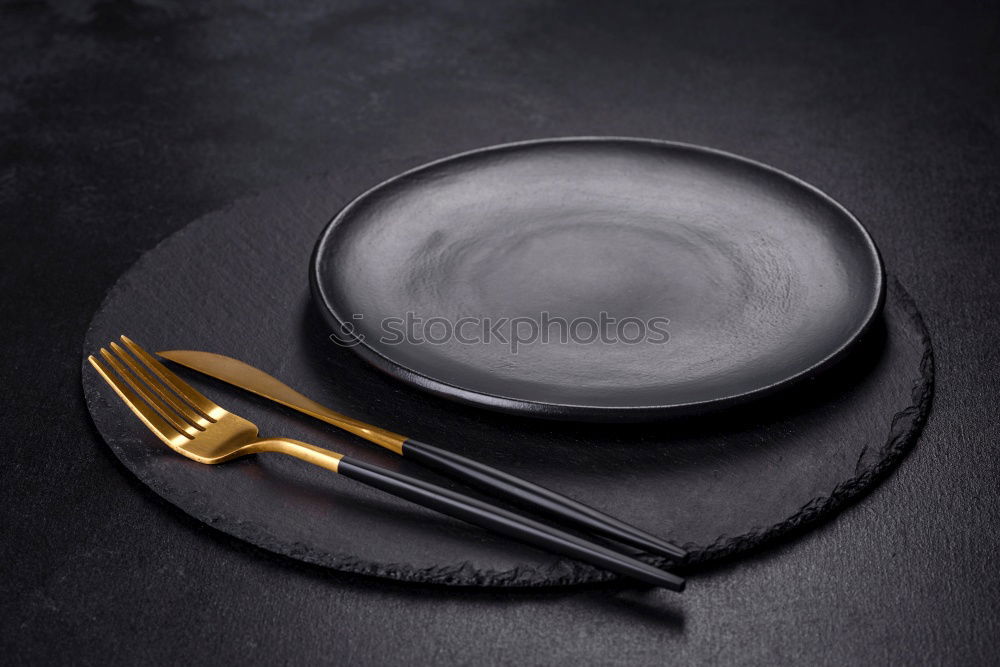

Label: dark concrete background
[2,1,998,664]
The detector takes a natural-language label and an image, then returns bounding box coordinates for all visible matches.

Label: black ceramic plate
[311,138,885,420]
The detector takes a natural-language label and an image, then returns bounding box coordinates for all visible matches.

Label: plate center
[455,220,749,329]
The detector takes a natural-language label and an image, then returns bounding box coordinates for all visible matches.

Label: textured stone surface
[81,176,931,585]
[2,1,998,664]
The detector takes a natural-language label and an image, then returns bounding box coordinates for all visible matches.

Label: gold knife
[157,349,687,561]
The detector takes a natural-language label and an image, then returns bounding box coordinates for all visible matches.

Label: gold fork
[88,336,685,590]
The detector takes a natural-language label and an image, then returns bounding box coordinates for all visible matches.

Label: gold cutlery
[89,336,685,590]
[158,347,687,562]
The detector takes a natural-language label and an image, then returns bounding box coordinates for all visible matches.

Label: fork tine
[100,348,202,437]
[119,335,218,421]
[88,354,190,445]
[109,342,207,428]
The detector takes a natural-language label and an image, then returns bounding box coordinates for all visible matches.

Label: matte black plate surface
[311,138,885,420]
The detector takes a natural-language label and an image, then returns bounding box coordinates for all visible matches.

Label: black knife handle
[401,439,686,561]
[337,457,685,591]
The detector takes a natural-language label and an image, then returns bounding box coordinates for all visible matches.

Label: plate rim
[310,136,886,421]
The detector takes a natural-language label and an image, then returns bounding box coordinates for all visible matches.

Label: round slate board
[82,174,934,587]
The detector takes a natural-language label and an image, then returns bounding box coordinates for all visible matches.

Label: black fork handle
[337,456,685,591]
[401,439,686,561]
